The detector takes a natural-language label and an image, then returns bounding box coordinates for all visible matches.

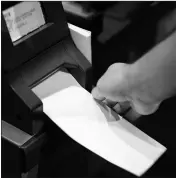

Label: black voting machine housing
[1,1,91,178]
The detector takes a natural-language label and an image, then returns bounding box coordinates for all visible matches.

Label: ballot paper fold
[42,86,166,176]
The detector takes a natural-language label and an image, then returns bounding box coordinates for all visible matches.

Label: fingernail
[124,109,142,121]
[113,103,121,113]
[103,99,117,107]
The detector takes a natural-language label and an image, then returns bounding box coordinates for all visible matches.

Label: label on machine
[3,1,45,42]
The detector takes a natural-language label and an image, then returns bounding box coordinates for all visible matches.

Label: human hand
[92,63,161,121]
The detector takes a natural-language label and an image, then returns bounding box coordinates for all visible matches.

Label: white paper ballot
[42,86,166,176]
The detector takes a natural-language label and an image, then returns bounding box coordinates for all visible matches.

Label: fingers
[92,87,130,113]
[130,99,161,115]
[91,62,161,120]
[113,101,131,114]
[91,86,156,118]
[102,99,117,108]
[124,108,142,121]
[92,86,143,121]
[92,63,130,102]
[112,101,142,121]
[92,87,120,108]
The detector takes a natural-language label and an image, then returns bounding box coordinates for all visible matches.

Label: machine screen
[3,1,46,42]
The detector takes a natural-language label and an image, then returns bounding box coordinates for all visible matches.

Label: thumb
[92,63,129,102]
[91,87,105,101]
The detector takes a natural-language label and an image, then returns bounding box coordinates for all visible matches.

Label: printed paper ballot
[42,86,166,176]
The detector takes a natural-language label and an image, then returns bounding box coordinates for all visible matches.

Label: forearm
[128,31,176,104]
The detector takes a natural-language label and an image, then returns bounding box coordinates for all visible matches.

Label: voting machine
[1,1,91,178]
[2,2,174,178]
